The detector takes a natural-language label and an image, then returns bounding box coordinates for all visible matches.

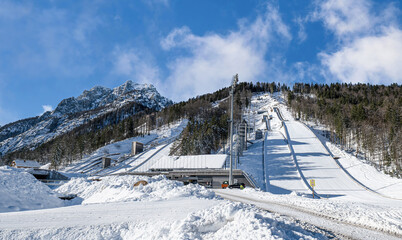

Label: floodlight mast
[229,74,238,185]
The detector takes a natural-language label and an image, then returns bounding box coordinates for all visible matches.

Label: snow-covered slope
[63,120,187,176]
[306,123,402,199]
[240,93,402,199]
[0,81,172,155]
[0,172,336,239]
[238,94,309,194]
[271,97,402,201]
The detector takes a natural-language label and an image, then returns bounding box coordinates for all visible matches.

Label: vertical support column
[229,74,238,185]
[229,83,234,185]
[244,123,248,150]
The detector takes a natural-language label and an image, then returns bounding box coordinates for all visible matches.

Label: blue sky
[0,0,401,125]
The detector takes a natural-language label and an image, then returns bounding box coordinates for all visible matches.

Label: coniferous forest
[287,83,401,177]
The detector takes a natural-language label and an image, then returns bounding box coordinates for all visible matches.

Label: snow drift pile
[0,166,63,213]
[165,201,327,240]
[56,175,216,204]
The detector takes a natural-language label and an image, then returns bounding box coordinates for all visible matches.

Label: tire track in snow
[214,190,402,240]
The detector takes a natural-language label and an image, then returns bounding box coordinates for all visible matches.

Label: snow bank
[0,166,63,213]
[56,175,215,204]
[0,200,330,240]
[165,201,326,240]
[39,163,51,170]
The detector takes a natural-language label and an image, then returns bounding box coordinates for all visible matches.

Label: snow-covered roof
[150,154,227,169]
[12,159,41,168]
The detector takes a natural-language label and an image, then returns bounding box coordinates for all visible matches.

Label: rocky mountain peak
[78,86,111,101]
[51,81,171,117]
[0,80,172,155]
[112,80,155,96]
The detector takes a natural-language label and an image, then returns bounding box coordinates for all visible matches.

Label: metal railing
[243,171,259,189]
[38,179,69,187]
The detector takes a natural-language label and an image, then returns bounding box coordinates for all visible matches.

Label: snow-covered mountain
[52,81,170,117]
[0,81,172,155]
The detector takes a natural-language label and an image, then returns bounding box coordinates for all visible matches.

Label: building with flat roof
[11,159,41,169]
[132,141,144,155]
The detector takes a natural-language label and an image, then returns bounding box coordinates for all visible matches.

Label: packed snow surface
[306,122,402,199]
[1,173,331,239]
[217,188,402,236]
[275,96,402,201]
[0,199,333,240]
[0,167,63,213]
[239,93,308,194]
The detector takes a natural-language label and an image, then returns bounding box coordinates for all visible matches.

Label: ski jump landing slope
[284,119,399,204]
[264,131,309,195]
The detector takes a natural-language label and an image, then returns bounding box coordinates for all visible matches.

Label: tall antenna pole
[229,74,238,185]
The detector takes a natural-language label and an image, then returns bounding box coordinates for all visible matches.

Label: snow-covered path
[0,199,220,239]
[0,199,217,230]
[214,189,402,240]
[0,197,341,240]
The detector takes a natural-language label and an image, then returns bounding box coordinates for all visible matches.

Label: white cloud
[42,105,53,114]
[161,3,291,101]
[112,47,162,89]
[313,0,373,39]
[34,104,53,121]
[314,0,402,84]
[320,27,402,84]
[295,17,307,43]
